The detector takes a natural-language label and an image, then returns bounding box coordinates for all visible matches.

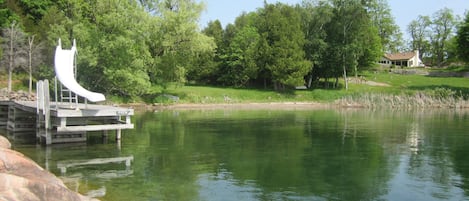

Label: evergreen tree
[257,3,311,90]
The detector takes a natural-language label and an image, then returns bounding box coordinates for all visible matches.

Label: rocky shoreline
[0,135,97,201]
[0,88,36,101]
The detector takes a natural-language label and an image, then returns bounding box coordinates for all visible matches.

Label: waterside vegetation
[120,68,469,109]
[0,0,468,109]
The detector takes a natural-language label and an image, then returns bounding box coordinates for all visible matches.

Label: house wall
[410,50,423,67]
[378,50,424,67]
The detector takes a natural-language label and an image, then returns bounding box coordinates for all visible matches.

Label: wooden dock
[0,100,134,145]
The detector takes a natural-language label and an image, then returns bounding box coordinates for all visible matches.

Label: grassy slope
[3,70,469,104]
[143,71,469,104]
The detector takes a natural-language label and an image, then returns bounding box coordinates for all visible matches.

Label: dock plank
[57,124,134,132]
[3,100,135,144]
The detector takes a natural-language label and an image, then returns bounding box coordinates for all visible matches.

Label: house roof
[384,51,416,61]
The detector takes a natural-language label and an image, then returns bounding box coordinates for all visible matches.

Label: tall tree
[407,15,431,60]
[326,0,370,89]
[219,25,260,87]
[363,0,402,52]
[456,12,469,63]
[202,20,223,46]
[300,0,333,88]
[430,8,456,67]
[188,20,223,84]
[257,3,311,90]
[148,0,215,89]
[81,0,153,96]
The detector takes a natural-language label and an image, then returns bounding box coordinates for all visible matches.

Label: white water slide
[54,39,105,102]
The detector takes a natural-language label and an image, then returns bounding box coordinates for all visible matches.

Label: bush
[428,87,456,99]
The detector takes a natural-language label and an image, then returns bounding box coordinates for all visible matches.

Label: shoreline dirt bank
[120,102,337,111]
[0,135,98,201]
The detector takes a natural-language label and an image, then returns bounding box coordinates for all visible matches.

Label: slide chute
[54,39,105,102]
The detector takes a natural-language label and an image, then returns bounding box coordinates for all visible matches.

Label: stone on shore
[0,88,36,101]
[0,135,97,201]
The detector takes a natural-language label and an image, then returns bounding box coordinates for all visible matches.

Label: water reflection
[6,109,469,201]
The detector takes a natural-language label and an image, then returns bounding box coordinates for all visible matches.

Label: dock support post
[103,130,108,137]
[116,129,121,141]
[45,80,52,145]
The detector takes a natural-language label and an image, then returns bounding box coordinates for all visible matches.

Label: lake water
[9,109,469,201]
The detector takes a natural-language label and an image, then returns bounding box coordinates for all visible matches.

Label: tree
[219,25,260,87]
[2,21,26,92]
[188,20,223,84]
[408,15,431,60]
[26,35,44,93]
[363,0,403,52]
[257,3,311,90]
[79,0,153,97]
[327,0,369,89]
[430,8,457,67]
[456,12,469,63]
[300,0,333,88]
[148,0,215,89]
[202,20,223,47]
[0,0,21,28]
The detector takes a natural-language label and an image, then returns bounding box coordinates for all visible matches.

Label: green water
[10,109,469,201]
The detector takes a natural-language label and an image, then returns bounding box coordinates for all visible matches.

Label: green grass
[362,72,469,96]
[3,70,469,105]
[104,70,469,105]
[0,73,30,91]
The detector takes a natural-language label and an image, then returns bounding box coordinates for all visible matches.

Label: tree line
[0,0,467,99]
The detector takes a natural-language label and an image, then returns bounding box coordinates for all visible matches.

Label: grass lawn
[3,69,469,104]
[139,70,469,104]
[364,72,469,95]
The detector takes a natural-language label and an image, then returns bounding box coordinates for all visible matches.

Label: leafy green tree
[80,0,153,97]
[357,24,382,72]
[408,15,431,60]
[324,0,370,89]
[363,0,403,52]
[15,0,53,26]
[300,0,333,88]
[188,20,223,84]
[202,20,223,47]
[148,0,215,89]
[0,0,21,28]
[219,26,260,87]
[430,8,457,67]
[456,12,469,63]
[257,3,311,90]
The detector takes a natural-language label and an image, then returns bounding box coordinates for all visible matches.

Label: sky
[198,0,469,40]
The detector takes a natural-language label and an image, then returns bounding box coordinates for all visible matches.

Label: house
[378,50,424,67]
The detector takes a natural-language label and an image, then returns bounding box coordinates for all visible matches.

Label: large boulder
[0,136,97,201]
[0,136,10,149]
